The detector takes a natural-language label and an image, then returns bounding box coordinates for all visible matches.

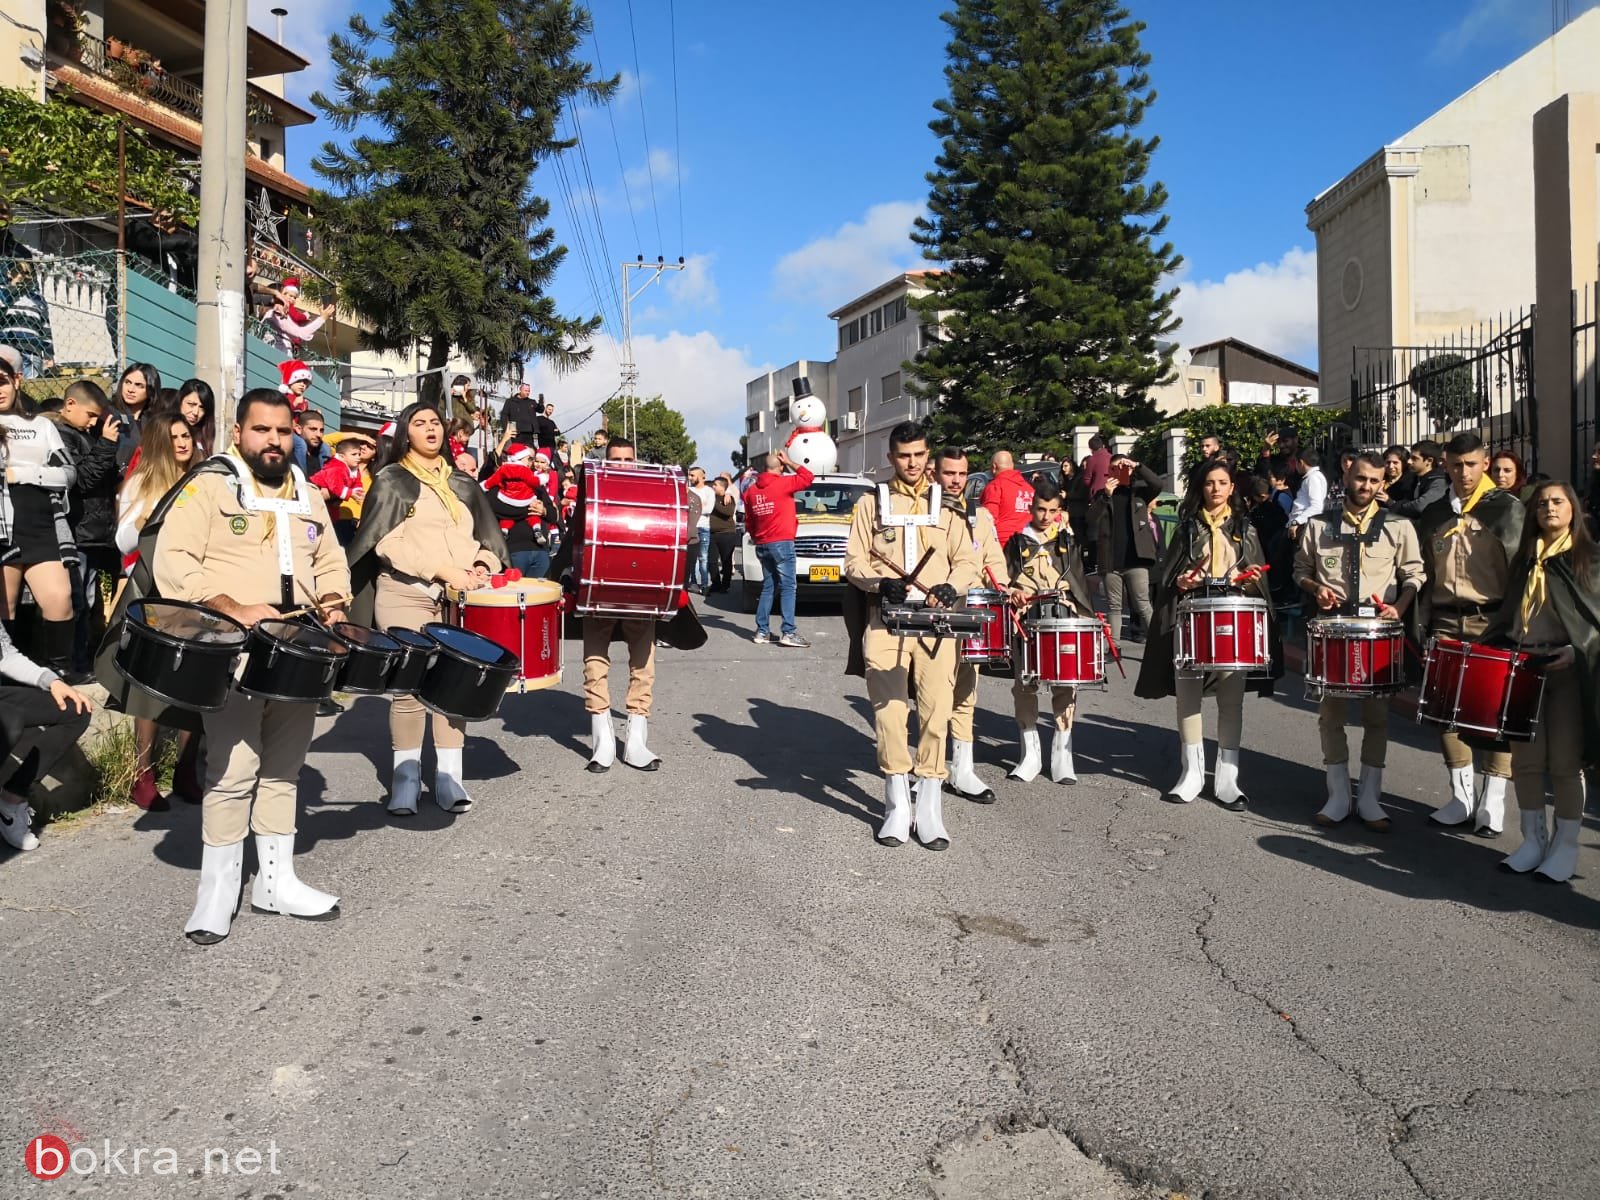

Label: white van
[739,473,875,612]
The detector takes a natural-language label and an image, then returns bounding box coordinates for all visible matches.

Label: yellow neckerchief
[1442,472,1495,539]
[400,451,462,523]
[1199,505,1230,574]
[888,473,930,501]
[1520,530,1573,630]
[1342,499,1379,536]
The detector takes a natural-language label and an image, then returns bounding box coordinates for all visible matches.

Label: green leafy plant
[1129,405,1353,479]
[1408,353,1485,430]
[600,396,697,470]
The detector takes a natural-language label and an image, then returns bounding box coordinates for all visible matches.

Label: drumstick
[278,595,353,620]
[871,546,937,595]
[984,565,1029,639]
[1097,610,1127,679]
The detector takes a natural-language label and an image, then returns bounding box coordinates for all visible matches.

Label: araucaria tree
[312,1,610,402]
[909,0,1182,449]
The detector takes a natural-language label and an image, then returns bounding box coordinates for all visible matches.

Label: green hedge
[1129,405,1356,480]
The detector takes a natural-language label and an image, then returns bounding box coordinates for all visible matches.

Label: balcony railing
[62,32,278,126]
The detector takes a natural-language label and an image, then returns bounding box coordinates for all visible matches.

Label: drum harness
[1329,509,1389,621]
[873,483,971,651]
[221,454,314,612]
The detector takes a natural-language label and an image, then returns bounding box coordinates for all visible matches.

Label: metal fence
[1574,282,1598,491]
[1349,307,1536,473]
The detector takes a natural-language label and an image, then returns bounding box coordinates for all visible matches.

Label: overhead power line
[668,0,685,259]
[623,0,664,252]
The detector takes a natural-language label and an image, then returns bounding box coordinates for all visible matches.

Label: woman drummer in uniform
[1482,480,1600,882]
[1136,457,1281,810]
[346,402,506,817]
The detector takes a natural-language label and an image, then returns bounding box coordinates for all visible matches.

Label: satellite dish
[1172,347,1192,368]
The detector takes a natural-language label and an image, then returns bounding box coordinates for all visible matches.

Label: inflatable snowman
[784,376,838,474]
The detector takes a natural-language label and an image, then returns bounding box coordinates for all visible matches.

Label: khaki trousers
[1012,668,1076,731]
[376,574,464,752]
[864,623,956,779]
[950,661,980,743]
[582,616,656,715]
[1430,612,1511,777]
[1318,696,1391,768]
[1176,671,1245,749]
[1511,666,1588,819]
[199,689,316,846]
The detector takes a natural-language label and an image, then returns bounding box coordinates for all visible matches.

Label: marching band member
[937,447,1007,803]
[1003,477,1095,785]
[347,402,507,816]
[1294,451,1425,831]
[1136,458,1281,809]
[148,389,350,943]
[844,422,979,849]
[1415,432,1523,835]
[1482,481,1599,882]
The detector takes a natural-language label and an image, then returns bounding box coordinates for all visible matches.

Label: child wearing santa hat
[482,442,557,579]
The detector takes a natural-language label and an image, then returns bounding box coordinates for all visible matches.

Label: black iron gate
[1349,307,1536,474]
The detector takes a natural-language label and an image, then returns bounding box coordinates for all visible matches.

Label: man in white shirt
[1287,448,1328,539]
[687,467,715,593]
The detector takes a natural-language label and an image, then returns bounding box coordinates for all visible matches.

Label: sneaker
[753,631,771,644]
[0,796,39,851]
[778,632,811,649]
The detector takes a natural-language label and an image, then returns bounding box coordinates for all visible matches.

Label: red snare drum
[960,589,1011,664]
[445,578,563,693]
[1418,637,1546,741]
[574,462,689,618]
[1305,618,1406,699]
[1175,595,1271,673]
[1020,617,1106,689]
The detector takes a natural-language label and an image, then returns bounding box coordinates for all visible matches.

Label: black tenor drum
[385,627,437,695]
[115,599,247,712]
[237,620,349,703]
[330,623,401,695]
[418,622,519,721]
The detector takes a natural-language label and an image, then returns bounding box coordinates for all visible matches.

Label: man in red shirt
[981,450,1035,544]
[744,450,814,647]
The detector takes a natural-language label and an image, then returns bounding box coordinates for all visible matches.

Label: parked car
[740,473,875,612]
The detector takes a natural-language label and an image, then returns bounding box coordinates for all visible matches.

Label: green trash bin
[1152,494,1180,550]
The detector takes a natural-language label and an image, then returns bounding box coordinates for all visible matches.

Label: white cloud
[1170,247,1318,368]
[248,0,355,108]
[522,329,768,470]
[772,201,927,310]
[1433,0,1600,58]
[665,253,717,310]
[624,148,682,202]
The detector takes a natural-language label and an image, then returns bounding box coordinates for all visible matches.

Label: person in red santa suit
[482,442,557,579]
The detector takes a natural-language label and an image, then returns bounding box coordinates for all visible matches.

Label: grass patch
[80,720,176,810]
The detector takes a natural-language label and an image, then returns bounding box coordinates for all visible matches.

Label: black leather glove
[880,578,908,606]
[927,582,959,609]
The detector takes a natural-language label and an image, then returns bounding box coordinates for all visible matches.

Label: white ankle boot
[1473,775,1506,837]
[1356,766,1389,829]
[877,774,911,846]
[434,747,472,813]
[1316,762,1352,825]
[1431,765,1475,826]
[1050,726,1076,784]
[914,776,950,850]
[388,749,421,816]
[1165,741,1206,804]
[1009,729,1042,783]
[587,711,616,772]
[1213,747,1247,811]
[249,834,339,920]
[621,714,660,770]
[1502,808,1550,872]
[1535,818,1582,883]
[949,740,995,802]
[184,840,245,945]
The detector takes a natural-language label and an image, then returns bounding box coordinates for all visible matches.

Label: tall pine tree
[909,0,1181,449]
[311,1,610,403]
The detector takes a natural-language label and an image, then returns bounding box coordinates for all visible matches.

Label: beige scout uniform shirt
[1427,509,1510,608]
[967,504,1008,593]
[846,485,979,600]
[375,483,501,584]
[1294,511,1425,607]
[154,470,350,609]
[1009,527,1094,616]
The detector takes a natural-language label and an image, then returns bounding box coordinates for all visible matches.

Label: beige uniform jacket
[962,504,1009,593]
[1293,509,1424,608]
[154,470,350,608]
[375,483,502,583]
[846,485,979,598]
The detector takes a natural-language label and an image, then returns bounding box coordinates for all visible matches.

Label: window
[791,483,873,518]
[848,386,864,412]
[745,413,761,434]
[259,136,276,162]
[775,400,790,425]
[1191,378,1206,396]
[918,321,939,351]
[880,371,902,403]
[870,308,884,336]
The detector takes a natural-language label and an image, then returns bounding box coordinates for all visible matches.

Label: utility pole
[194,0,249,407]
[619,255,685,444]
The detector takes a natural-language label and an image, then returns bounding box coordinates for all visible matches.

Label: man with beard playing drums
[152,389,350,944]
[936,447,1009,803]
[844,422,978,849]
[1294,450,1425,830]
[1136,457,1281,809]
[1415,432,1523,836]
[1004,478,1096,785]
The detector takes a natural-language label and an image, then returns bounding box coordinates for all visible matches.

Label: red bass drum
[574,461,690,618]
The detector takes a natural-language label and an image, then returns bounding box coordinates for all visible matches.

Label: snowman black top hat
[791,376,813,400]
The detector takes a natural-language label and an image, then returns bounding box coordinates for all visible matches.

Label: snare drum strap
[225,454,313,608]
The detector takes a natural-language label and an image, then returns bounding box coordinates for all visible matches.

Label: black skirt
[5,485,67,567]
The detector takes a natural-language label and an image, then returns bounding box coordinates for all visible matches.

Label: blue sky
[255,0,1597,465]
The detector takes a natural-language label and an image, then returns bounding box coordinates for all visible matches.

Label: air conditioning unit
[838,411,861,431]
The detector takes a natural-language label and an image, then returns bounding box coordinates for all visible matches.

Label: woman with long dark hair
[1135,458,1281,809]
[175,378,216,457]
[113,363,161,471]
[346,403,506,817]
[1482,480,1599,882]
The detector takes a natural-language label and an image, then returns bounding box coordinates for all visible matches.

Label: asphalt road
[2,592,1596,1199]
